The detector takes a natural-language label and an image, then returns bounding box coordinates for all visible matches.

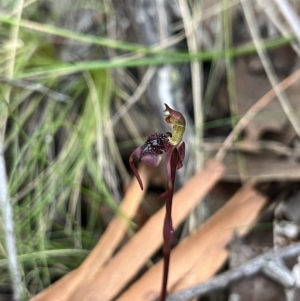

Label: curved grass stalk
[0,144,24,301]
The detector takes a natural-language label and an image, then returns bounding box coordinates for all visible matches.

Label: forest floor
[1,1,300,301]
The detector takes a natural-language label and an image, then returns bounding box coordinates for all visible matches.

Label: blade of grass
[0,0,26,299]
[15,33,295,79]
[0,143,24,301]
[29,164,150,301]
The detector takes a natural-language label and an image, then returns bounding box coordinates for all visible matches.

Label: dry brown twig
[166,242,300,301]
[215,68,300,161]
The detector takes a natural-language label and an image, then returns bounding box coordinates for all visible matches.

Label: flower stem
[160,194,174,301]
[159,148,179,301]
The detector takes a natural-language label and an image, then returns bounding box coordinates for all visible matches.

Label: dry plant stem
[121,0,174,131]
[166,242,300,301]
[215,68,300,161]
[258,1,300,56]
[241,0,300,139]
[1,0,24,142]
[110,66,157,127]
[0,2,25,299]
[273,0,300,42]
[0,77,72,103]
[178,0,203,171]
[0,145,24,301]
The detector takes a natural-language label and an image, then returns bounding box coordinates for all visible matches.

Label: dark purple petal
[129,147,144,190]
[129,133,172,190]
[139,133,171,159]
[140,153,163,167]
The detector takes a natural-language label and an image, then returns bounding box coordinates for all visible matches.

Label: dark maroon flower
[129,104,186,301]
[129,132,172,190]
[139,132,171,162]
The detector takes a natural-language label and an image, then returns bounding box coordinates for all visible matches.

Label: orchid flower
[129,104,186,301]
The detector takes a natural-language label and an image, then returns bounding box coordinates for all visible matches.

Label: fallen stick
[166,242,300,301]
